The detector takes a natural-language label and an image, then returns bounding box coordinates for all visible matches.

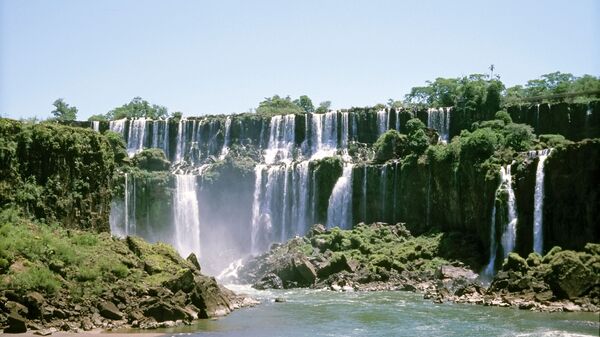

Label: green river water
[145,285,599,337]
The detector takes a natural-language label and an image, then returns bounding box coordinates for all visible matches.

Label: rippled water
[149,285,599,337]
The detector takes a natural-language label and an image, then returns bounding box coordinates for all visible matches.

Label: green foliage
[315,101,332,113]
[459,128,499,163]
[132,148,170,171]
[8,264,61,294]
[494,110,512,124]
[104,130,128,164]
[256,95,303,115]
[404,118,429,154]
[504,72,600,104]
[373,130,407,163]
[293,95,315,113]
[107,97,168,119]
[88,114,108,122]
[405,118,426,134]
[51,98,78,121]
[502,123,534,151]
[539,134,572,147]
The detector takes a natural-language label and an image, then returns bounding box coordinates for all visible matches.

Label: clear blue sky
[1,0,598,120]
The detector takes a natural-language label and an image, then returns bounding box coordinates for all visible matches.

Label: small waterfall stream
[326,164,354,229]
[427,107,451,143]
[532,149,552,254]
[173,174,202,258]
[500,164,518,258]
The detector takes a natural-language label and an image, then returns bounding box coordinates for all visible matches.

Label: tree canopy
[106,97,168,120]
[51,98,78,121]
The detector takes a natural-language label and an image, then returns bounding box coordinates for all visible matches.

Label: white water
[484,198,498,277]
[151,119,170,158]
[173,174,202,258]
[126,118,147,157]
[310,111,340,159]
[376,109,389,135]
[92,121,100,132]
[264,115,295,164]
[427,107,451,143]
[250,165,266,255]
[326,164,354,229]
[533,149,552,254]
[220,117,232,159]
[109,118,126,136]
[395,109,401,131]
[175,118,187,163]
[500,164,518,258]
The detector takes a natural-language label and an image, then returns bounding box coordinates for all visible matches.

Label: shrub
[7,265,61,294]
[539,134,571,147]
[373,130,407,163]
[503,123,534,151]
[132,148,170,171]
[460,128,499,162]
[494,110,512,125]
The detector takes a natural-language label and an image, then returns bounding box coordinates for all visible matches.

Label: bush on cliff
[133,148,170,171]
[373,130,407,163]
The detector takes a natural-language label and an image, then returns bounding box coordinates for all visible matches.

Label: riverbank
[235,222,599,313]
[0,210,256,334]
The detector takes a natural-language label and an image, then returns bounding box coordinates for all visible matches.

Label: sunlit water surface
[134,285,599,337]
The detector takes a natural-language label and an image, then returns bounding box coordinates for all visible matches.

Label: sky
[1,0,598,120]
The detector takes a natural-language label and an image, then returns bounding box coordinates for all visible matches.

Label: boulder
[526,253,542,267]
[545,251,595,299]
[23,292,45,318]
[186,253,202,271]
[435,265,478,281]
[143,301,188,322]
[502,253,529,273]
[292,258,317,284]
[99,301,123,320]
[164,268,195,293]
[253,273,283,290]
[4,312,27,333]
[316,254,358,279]
[190,277,233,318]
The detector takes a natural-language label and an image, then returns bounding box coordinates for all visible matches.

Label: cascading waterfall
[126,118,147,157]
[427,107,451,143]
[175,118,187,163]
[500,164,518,258]
[110,173,136,237]
[377,109,389,135]
[310,111,339,159]
[150,119,170,158]
[264,115,296,164]
[250,165,266,255]
[326,164,354,229]
[92,121,100,132]
[173,174,202,258]
[220,117,232,159]
[109,119,127,137]
[361,166,367,222]
[395,109,401,131]
[484,199,497,277]
[532,149,552,254]
[379,165,387,220]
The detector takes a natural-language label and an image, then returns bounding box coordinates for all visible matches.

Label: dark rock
[4,312,27,333]
[5,301,29,316]
[502,253,529,273]
[535,290,554,302]
[435,265,478,281]
[23,292,45,318]
[307,224,326,238]
[98,301,123,320]
[186,253,202,271]
[316,254,358,278]
[274,297,286,303]
[254,273,283,290]
[190,276,233,318]
[164,268,195,293]
[545,251,595,299]
[526,253,542,267]
[293,258,317,284]
[143,301,188,322]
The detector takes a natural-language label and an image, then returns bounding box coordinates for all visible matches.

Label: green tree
[387,99,403,109]
[107,97,168,119]
[405,118,429,154]
[459,128,499,163]
[315,101,332,113]
[293,95,315,113]
[51,98,78,121]
[256,95,302,115]
[373,130,407,163]
[88,114,108,122]
[502,123,534,151]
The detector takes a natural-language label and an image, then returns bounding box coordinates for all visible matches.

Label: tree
[387,99,403,109]
[293,95,315,113]
[88,114,108,122]
[405,118,429,154]
[107,97,168,119]
[373,130,407,163]
[315,101,332,113]
[51,98,78,121]
[256,95,302,115]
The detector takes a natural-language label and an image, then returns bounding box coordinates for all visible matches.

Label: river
[145,285,599,337]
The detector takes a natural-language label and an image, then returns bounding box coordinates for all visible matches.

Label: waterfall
[395,109,401,131]
[310,111,339,159]
[150,119,170,158]
[379,165,387,220]
[264,115,295,164]
[126,118,147,157]
[110,173,136,237]
[173,174,202,258]
[175,118,187,163]
[109,118,127,137]
[219,117,232,159]
[293,161,310,235]
[532,149,552,254]
[326,164,354,229]
[250,165,266,254]
[427,107,451,143]
[377,109,388,135]
[92,121,100,132]
[500,164,518,258]
[484,199,497,277]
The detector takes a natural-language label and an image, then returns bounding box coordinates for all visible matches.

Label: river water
[147,285,599,337]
